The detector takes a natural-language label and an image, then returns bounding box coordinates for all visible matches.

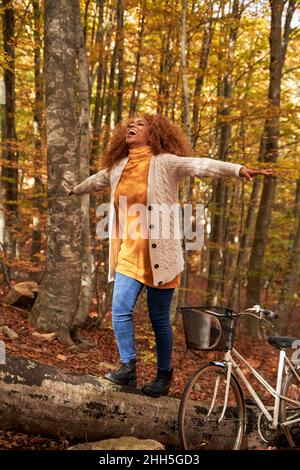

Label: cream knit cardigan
[73,153,244,286]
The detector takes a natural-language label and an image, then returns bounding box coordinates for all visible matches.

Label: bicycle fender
[209,361,227,368]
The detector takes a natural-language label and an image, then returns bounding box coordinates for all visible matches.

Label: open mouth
[127,128,138,136]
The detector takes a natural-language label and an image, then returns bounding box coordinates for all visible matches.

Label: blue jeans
[111,272,175,371]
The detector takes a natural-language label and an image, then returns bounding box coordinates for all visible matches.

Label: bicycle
[177,304,300,450]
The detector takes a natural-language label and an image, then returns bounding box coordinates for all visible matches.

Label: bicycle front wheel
[178,363,245,450]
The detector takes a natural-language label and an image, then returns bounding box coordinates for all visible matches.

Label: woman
[69,113,273,398]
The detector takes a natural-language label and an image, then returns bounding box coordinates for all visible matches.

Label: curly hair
[101,113,192,174]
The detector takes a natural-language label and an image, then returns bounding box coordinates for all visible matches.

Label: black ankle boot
[141,368,173,398]
[104,358,137,387]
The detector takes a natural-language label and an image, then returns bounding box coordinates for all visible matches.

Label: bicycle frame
[218,348,300,431]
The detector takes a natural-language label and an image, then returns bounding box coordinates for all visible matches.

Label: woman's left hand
[239,167,274,181]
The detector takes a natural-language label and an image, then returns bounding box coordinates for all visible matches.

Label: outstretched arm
[68,168,110,196]
[165,155,244,179]
[164,154,273,180]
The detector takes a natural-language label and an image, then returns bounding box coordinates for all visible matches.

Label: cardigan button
[148,205,153,210]
[154,264,159,269]
[149,224,155,229]
[158,281,163,285]
[151,243,157,248]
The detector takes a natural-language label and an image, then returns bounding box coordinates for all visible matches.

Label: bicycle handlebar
[181,305,278,326]
[240,305,278,321]
[261,309,277,320]
[197,305,278,323]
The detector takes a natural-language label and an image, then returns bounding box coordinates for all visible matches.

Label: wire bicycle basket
[177,305,238,352]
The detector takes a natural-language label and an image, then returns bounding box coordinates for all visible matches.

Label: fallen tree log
[2,281,39,309]
[0,354,265,449]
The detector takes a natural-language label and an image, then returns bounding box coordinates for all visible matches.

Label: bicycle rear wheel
[178,363,245,450]
[280,369,300,447]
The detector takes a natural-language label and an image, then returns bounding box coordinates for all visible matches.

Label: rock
[0,326,19,340]
[67,436,165,450]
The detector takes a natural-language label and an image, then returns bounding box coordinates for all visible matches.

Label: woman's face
[125,117,150,148]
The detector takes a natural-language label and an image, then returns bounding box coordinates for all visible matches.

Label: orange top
[113,145,180,289]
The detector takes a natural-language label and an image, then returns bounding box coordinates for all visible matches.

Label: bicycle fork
[205,374,221,420]
[205,355,233,423]
[218,362,233,423]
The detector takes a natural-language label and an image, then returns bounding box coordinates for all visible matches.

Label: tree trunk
[90,0,105,246]
[90,0,105,168]
[89,1,113,319]
[276,180,300,334]
[206,181,226,304]
[246,0,296,326]
[115,0,124,124]
[157,5,175,117]
[228,179,262,311]
[192,1,213,148]
[129,0,146,117]
[103,2,121,148]
[221,184,240,300]
[206,0,241,305]
[31,0,45,266]
[227,66,265,311]
[72,0,94,334]
[181,0,191,143]
[83,0,91,42]
[0,354,264,449]
[30,0,90,346]
[1,0,19,259]
[98,6,114,148]
[178,0,192,309]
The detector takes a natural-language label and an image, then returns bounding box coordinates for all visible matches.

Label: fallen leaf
[99,361,117,371]
[56,354,67,361]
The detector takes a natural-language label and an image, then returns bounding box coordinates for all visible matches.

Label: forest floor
[0,273,299,450]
